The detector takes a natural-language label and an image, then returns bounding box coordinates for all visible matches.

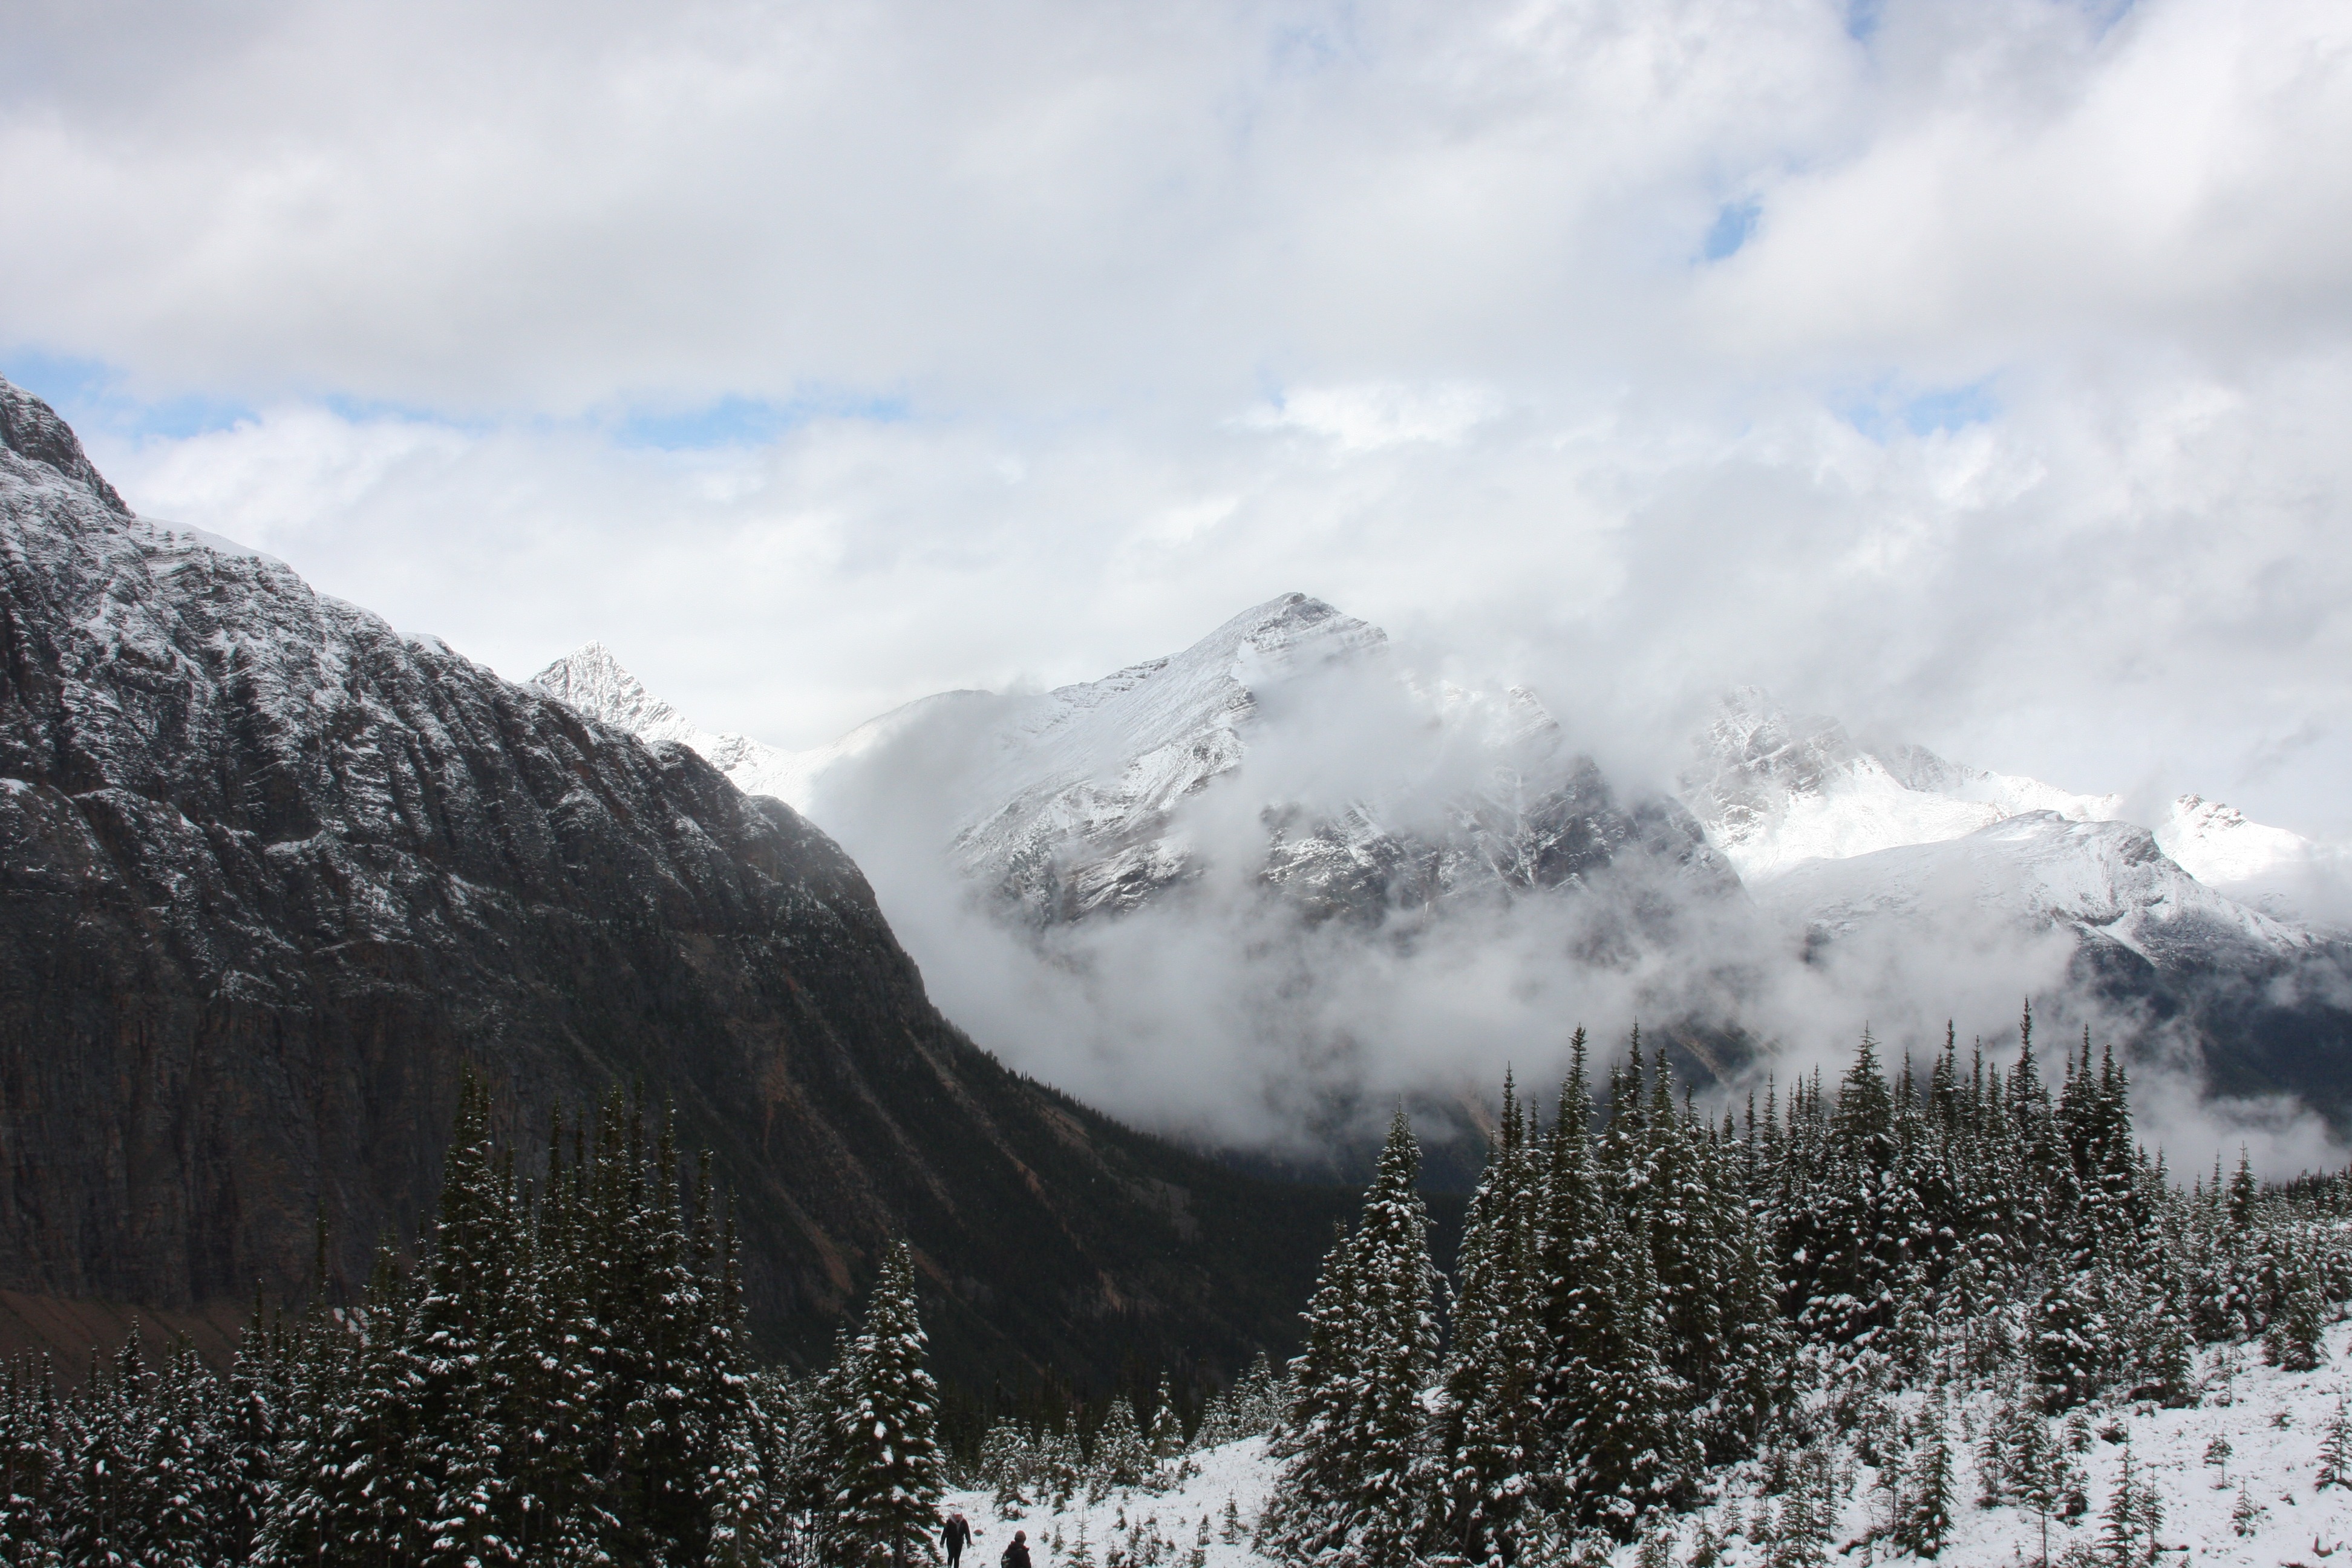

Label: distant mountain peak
[1682,687,2122,885]
[2158,792,2352,932]
[534,643,692,744]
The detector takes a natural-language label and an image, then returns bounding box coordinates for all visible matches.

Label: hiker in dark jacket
[1000,1528,1032,1568]
[942,1512,973,1567]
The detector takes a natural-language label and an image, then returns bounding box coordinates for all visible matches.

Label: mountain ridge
[532,619,2352,1137]
[0,374,1348,1385]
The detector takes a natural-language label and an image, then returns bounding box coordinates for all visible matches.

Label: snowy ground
[1798,1325,2352,1568]
[940,1434,1279,1568]
[941,1325,2352,1568]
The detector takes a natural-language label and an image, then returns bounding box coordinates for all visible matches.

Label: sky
[5,0,2350,837]
[6,0,2350,1171]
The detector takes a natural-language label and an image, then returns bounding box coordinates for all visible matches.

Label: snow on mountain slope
[944,593,1381,905]
[1762,811,2313,965]
[931,593,1733,924]
[1684,688,2122,886]
[2160,795,2352,933]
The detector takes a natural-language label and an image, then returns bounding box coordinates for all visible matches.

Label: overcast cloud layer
[6,0,2350,834]
[6,0,2352,1169]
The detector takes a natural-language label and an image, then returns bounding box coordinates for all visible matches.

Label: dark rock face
[0,378,1344,1383]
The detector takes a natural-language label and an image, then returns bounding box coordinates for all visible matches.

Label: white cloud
[1245,382,1505,451]
[5,0,2352,1144]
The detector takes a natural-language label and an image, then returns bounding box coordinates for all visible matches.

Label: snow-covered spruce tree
[2031,1266,2108,1412]
[788,1322,862,1528]
[146,1341,228,1568]
[412,1076,524,1567]
[1536,1030,1606,1501]
[981,1421,1037,1512]
[2005,1408,2082,1568]
[2317,1399,2352,1490]
[704,1206,790,1568]
[1558,1195,1696,1538]
[0,1354,63,1566]
[214,1300,290,1564]
[2227,1148,2259,1231]
[515,1102,625,1559]
[1763,1469,1829,1568]
[1264,1110,1443,1568]
[1148,1379,1186,1465]
[1891,1400,1956,1560]
[1431,1073,1550,1565]
[2128,1285,2198,1408]
[828,1240,945,1568]
[1089,1394,1151,1497]
[2096,1443,2163,1568]
[2262,1240,2328,1371]
[1236,1351,1283,1438]
[318,1245,437,1562]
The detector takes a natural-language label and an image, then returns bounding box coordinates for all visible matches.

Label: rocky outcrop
[0,377,1343,1383]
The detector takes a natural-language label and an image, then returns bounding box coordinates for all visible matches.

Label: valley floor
[942,1324,2352,1568]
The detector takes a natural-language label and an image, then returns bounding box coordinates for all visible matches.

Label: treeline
[1265,1013,2352,1567]
[6,1017,2347,1568]
[0,1079,949,1567]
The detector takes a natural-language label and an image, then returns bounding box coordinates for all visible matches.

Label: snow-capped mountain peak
[935,592,1735,923]
[1682,688,2122,885]
[534,642,697,748]
[952,593,1388,878]
[532,644,818,805]
[2157,794,2352,933]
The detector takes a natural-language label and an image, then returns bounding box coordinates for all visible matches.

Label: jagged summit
[0,374,130,515]
[532,641,694,745]
[532,641,817,803]
[943,592,1397,912]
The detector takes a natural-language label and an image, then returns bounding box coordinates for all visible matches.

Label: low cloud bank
[803,694,2349,1184]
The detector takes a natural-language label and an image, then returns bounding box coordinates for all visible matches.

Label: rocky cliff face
[0,377,1342,1383]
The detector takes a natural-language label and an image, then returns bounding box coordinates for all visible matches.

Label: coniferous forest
[1259,1012,2352,1567]
[5,1013,2351,1568]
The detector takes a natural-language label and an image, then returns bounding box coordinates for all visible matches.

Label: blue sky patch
[615,390,911,451]
[1903,382,1999,435]
[1,350,258,439]
[1833,377,2001,441]
[1700,200,1760,263]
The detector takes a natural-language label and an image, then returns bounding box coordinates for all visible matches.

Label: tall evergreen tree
[829,1241,945,1568]
[1434,1076,1549,1566]
[1266,1111,1442,1568]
